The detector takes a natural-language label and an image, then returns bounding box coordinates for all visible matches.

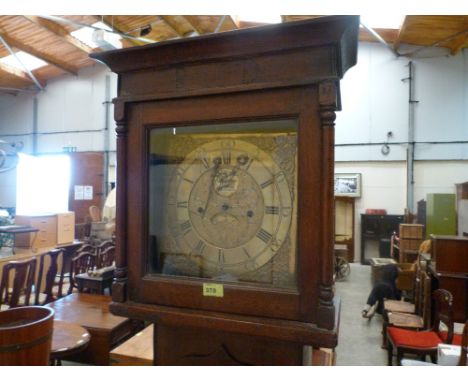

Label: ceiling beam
[446,31,468,55]
[392,16,408,52]
[182,16,204,35]
[160,16,186,38]
[0,89,19,96]
[0,61,34,86]
[0,33,79,75]
[23,16,93,54]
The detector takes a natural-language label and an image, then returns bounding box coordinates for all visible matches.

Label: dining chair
[457,320,468,366]
[89,205,101,222]
[382,271,431,347]
[0,257,37,310]
[67,251,97,294]
[35,249,67,305]
[386,289,454,366]
[401,319,467,366]
[96,245,115,268]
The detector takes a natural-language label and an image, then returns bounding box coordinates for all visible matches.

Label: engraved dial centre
[189,165,264,249]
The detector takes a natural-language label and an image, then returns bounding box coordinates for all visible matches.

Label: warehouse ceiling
[0,15,467,95]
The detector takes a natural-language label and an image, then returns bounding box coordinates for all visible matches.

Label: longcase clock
[92,15,359,365]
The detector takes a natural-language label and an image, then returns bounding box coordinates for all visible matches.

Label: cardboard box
[399,224,424,239]
[437,344,463,366]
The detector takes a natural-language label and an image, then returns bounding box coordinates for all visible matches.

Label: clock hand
[202,159,221,218]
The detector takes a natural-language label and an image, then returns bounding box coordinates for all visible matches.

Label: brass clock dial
[171,139,293,278]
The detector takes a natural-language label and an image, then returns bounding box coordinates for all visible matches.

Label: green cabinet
[426,193,456,237]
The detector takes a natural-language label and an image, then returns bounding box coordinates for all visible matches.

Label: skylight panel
[360,14,405,29]
[237,14,282,24]
[0,51,48,71]
[71,21,122,50]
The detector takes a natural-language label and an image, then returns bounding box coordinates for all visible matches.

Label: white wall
[336,43,468,162]
[336,43,409,162]
[334,43,468,260]
[414,161,468,201]
[0,64,117,207]
[0,64,117,155]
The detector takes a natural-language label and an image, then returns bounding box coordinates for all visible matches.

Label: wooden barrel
[0,306,54,365]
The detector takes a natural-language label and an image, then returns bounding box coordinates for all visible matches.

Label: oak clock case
[148,120,298,289]
[90,15,359,365]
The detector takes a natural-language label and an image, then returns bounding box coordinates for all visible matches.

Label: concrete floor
[335,262,388,366]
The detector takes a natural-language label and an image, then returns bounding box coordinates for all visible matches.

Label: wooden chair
[383,266,421,315]
[34,249,67,305]
[388,272,431,328]
[76,243,96,255]
[67,251,97,294]
[89,205,101,222]
[0,257,37,310]
[96,239,114,253]
[457,320,468,366]
[401,320,468,366]
[382,271,432,347]
[96,245,115,269]
[386,289,454,365]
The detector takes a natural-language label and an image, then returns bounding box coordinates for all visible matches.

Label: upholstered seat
[386,289,455,365]
[439,331,462,346]
[388,327,442,348]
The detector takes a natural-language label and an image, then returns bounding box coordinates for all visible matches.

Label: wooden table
[110,324,153,366]
[51,320,90,365]
[0,225,39,253]
[75,266,114,294]
[46,293,140,365]
[107,324,335,366]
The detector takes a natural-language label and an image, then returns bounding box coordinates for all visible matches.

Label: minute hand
[202,161,220,218]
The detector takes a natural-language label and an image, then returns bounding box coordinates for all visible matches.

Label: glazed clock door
[126,86,324,322]
[150,124,297,288]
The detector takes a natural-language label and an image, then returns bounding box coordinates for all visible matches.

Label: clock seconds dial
[171,139,293,278]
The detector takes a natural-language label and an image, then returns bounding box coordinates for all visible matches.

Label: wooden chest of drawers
[14,212,76,250]
[15,214,57,250]
[57,212,75,245]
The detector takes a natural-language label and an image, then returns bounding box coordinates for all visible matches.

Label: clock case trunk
[91,15,359,365]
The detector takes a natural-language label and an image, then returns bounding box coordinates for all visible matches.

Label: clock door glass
[147,120,298,289]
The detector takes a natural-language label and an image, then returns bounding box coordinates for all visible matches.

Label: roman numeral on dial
[260,178,274,189]
[256,228,272,243]
[265,206,279,214]
[180,220,191,233]
[201,157,210,169]
[218,249,225,267]
[194,240,206,255]
[222,151,231,165]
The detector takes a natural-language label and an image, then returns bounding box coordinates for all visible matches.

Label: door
[68,152,105,224]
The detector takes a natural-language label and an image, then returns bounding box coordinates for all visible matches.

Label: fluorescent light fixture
[237,14,282,24]
[0,51,47,71]
[360,14,405,29]
[71,21,122,50]
[16,153,71,216]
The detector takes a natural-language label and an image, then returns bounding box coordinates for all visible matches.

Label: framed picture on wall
[334,173,361,197]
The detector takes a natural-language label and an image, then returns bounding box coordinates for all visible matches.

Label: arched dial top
[172,139,293,277]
